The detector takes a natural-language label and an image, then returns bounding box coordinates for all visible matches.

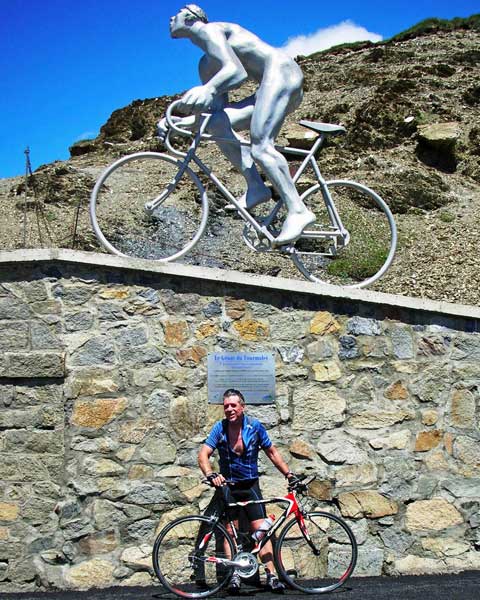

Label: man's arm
[198,443,226,487]
[263,444,293,478]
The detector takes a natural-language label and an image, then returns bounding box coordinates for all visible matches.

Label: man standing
[164,4,316,246]
[198,388,297,592]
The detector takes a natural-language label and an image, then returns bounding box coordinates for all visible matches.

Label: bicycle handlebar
[201,474,316,492]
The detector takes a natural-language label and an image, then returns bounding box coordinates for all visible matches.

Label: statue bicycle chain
[90,100,397,288]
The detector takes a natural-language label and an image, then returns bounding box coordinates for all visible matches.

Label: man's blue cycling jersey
[204,415,272,481]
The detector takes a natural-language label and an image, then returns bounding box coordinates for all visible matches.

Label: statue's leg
[250,63,315,244]
[207,101,271,209]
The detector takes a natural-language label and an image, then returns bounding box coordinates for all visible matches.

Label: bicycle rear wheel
[152,515,235,599]
[275,510,357,594]
[291,180,397,288]
[90,152,208,260]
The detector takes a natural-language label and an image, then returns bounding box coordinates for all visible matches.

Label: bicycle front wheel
[90,152,208,261]
[275,511,357,594]
[291,180,397,288]
[152,515,235,599]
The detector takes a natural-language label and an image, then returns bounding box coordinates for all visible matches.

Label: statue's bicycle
[90,100,397,288]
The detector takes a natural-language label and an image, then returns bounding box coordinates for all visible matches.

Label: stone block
[30,322,63,350]
[66,368,121,398]
[310,311,340,335]
[225,297,246,320]
[348,409,414,429]
[5,430,64,454]
[78,531,118,556]
[277,345,305,364]
[312,361,342,381]
[0,322,29,351]
[0,298,31,320]
[233,319,269,341]
[69,338,115,366]
[449,389,476,429]
[195,322,219,339]
[336,463,378,487]
[176,346,207,366]
[71,398,127,429]
[369,430,411,450]
[3,352,65,378]
[292,385,346,431]
[170,395,203,439]
[163,320,189,346]
[384,380,409,400]
[120,544,153,570]
[317,431,367,464]
[453,435,480,467]
[338,490,398,519]
[405,498,463,531]
[65,312,95,332]
[347,316,381,336]
[0,503,19,521]
[391,327,414,359]
[66,559,116,589]
[289,439,316,460]
[414,430,443,452]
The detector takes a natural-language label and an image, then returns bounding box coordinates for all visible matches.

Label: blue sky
[1,0,478,178]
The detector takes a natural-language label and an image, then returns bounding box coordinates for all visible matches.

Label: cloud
[282,20,383,57]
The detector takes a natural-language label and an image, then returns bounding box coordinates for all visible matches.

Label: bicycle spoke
[152,515,234,598]
[292,181,396,288]
[90,153,208,261]
[276,511,357,594]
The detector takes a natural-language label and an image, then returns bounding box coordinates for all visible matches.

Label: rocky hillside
[2,17,479,304]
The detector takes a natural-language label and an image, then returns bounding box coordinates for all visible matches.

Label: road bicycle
[90,100,397,288]
[152,475,357,598]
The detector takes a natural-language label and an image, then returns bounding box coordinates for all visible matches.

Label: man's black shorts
[224,478,267,522]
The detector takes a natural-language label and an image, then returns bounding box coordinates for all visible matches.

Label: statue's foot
[226,187,272,211]
[274,210,316,245]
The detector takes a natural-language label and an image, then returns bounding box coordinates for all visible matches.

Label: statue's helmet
[184,4,208,23]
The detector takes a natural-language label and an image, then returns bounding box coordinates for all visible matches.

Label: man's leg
[250,62,315,244]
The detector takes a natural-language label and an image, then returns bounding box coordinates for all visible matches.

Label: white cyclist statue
[159,4,315,246]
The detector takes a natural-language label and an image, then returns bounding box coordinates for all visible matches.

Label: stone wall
[0,250,479,592]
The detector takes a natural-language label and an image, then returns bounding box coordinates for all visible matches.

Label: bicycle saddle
[299,120,346,136]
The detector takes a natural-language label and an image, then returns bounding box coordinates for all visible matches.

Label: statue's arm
[196,24,248,95]
[181,24,247,111]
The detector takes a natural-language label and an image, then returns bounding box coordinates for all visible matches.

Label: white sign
[208,352,275,404]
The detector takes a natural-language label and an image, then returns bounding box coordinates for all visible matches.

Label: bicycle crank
[205,551,258,578]
[232,552,258,578]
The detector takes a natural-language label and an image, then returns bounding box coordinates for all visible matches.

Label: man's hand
[206,472,226,488]
[180,85,215,112]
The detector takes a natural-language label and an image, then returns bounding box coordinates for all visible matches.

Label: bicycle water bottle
[252,515,275,541]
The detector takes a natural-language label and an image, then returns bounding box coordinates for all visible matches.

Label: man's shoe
[228,572,242,594]
[266,574,286,593]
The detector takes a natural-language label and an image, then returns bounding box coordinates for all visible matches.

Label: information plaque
[208,352,275,404]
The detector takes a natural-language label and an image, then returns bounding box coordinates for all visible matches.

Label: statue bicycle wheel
[152,515,235,599]
[90,152,209,261]
[291,180,397,288]
[274,510,357,594]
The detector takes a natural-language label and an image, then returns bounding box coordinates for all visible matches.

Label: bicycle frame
[152,107,349,250]
[197,485,317,570]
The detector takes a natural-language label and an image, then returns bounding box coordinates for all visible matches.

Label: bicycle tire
[291,180,397,288]
[152,514,235,599]
[274,510,357,594]
[90,152,209,261]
